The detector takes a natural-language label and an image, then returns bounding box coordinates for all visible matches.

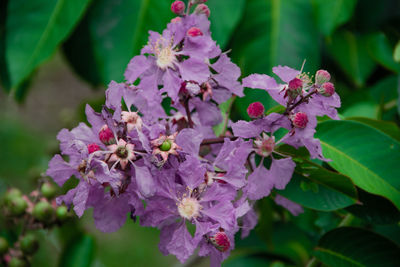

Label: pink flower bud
[318,82,335,97]
[87,143,100,154]
[247,102,265,118]
[194,4,210,17]
[287,78,303,99]
[171,1,185,15]
[291,112,308,129]
[210,231,230,252]
[170,17,182,23]
[99,125,115,145]
[187,27,203,37]
[315,69,331,85]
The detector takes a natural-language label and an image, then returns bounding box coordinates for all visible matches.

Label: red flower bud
[194,4,210,17]
[187,27,203,37]
[171,1,185,15]
[99,125,115,145]
[315,69,331,85]
[291,112,308,129]
[210,231,230,252]
[87,143,100,154]
[247,102,265,119]
[318,82,335,97]
[287,78,303,99]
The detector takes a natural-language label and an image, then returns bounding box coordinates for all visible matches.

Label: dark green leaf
[367,33,400,73]
[5,0,92,93]
[311,0,357,36]
[59,235,95,267]
[63,0,172,86]
[0,0,10,91]
[316,120,400,210]
[314,227,400,267]
[394,41,400,62]
[327,31,375,87]
[346,117,400,142]
[208,0,245,49]
[223,254,272,267]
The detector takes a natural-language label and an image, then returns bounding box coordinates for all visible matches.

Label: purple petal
[201,202,236,230]
[272,65,300,83]
[134,164,155,198]
[242,74,285,105]
[93,194,130,232]
[178,155,206,190]
[270,157,296,190]
[124,55,151,83]
[73,181,90,217]
[162,69,181,102]
[192,98,222,126]
[176,128,203,156]
[247,164,274,200]
[46,155,77,186]
[165,222,197,263]
[274,194,304,216]
[179,57,210,84]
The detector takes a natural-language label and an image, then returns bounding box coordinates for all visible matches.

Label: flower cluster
[46,1,341,266]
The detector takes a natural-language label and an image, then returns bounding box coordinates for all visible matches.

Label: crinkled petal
[124,55,151,83]
[165,221,197,263]
[134,163,155,198]
[93,194,130,232]
[162,69,181,102]
[179,57,210,84]
[178,155,206,190]
[247,164,274,200]
[176,128,203,156]
[272,65,300,83]
[270,157,296,190]
[47,155,78,186]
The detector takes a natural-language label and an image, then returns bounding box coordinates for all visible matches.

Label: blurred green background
[1,0,400,266]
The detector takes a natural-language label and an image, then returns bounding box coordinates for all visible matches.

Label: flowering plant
[44,1,344,266]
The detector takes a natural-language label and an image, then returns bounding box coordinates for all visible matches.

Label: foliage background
[1,0,400,266]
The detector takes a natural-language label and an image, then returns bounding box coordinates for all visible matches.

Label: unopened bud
[56,206,69,222]
[254,134,275,157]
[171,17,182,23]
[318,82,335,97]
[210,231,230,252]
[9,197,28,216]
[40,182,58,199]
[194,4,210,17]
[33,201,54,223]
[287,78,303,99]
[4,188,22,205]
[9,257,28,267]
[87,143,100,154]
[247,102,265,118]
[171,1,185,15]
[0,237,9,255]
[20,233,39,255]
[160,140,172,151]
[315,70,331,85]
[99,125,115,145]
[187,27,203,37]
[291,112,308,129]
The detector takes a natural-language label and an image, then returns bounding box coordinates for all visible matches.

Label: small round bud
[247,102,265,119]
[291,112,308,129]
[40,182,58,199]
[194,4,210,17]
[254,134,275,157]
[159,140,172,151]
[318,82,335,97]
[187,27,203,37]
[4,188,22,205]
[171,1,185,15]
[9,257,28,267]
[315,69,331,85]
[32,201,54,223]
[98,125,115,145]
[56,206,69,222]
[87,143,100,154]
[287,78,303,99]
[20,233,39,255]
[210,231,230,252]
[0,237,9,255]
[9,197,28,216]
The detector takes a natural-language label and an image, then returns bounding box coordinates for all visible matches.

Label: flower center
[159,140,172,151]
[156,45,176,70]
[116,146,128,159]
[178,197,201,220]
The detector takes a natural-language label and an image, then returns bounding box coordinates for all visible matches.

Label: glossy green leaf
[63,0,172,86]
[346,117,400,142]
[316,120,400,210]
[346,189,400,225]
[311,0,357,36]
[208,0,245,49]
[279,173,356,211]
[314,227,400,267]
[341,101,379,119]
[327,31,376,87]
[59,235,95,267]
[367,33,400,73]
[394,41,400,62]
[5,0,92,92]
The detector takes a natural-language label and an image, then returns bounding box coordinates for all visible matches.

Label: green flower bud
[9,197,28,216]
[32,201,54,223]
[9,257,28,267]
[0,237,9,255]
[20,233,39,255]
[40,182,58,199]
[159,140,172,151]
[4,188,22,205]
[56,206,69,222]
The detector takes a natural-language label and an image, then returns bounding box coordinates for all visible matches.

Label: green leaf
[63,0,172,86]
[394,41,400,62]
[279,173,357,211]
[341,101,379,119]
[314,227,400,267]
[208,0,245,49]
[327,31,376,87]
[59,235,95,267]
[213,96,235,136]
[316,120,400,210]
[230,0,320,120]
[346,117,400,142]
[346,189,400,225]
[311,0,357,36]
[5,0,92,93]
[367,33,400,73]
[0,0,10,90]
[223,254,272,267]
